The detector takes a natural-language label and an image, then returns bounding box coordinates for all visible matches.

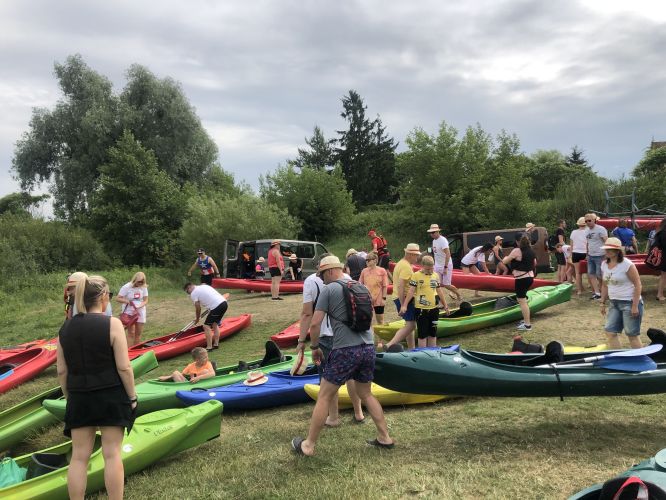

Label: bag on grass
[331,280,374,333]
[0,457,27,487]
[119,303,139,328]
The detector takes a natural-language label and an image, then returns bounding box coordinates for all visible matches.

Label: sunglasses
[136,281,145,285]
[585,219,593,222]
[365,258,376,262]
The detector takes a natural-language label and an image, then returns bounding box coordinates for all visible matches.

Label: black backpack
[547,234,559,251]
[331,280,374,333]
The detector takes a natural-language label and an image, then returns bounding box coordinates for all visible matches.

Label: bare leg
[354,382,393,445]
[68,427,96,500]
[212,322,220,346]
[172,371,186,382]
[573,262,584,294]
[126,324,135,346]
[345,380,365,421]
[628,336,643,349]
[588,274,599,295]
[271,276,281,298]
[517,297,530,325]
[658,272,666,300]
[417,337,427,348]
[100,426,125,500]
[427,336,437,347]
[133,322,144,346]
[203,324,212,349]
[469,267,481,297]
[326,391,341,426]
[605,333,622,349]
[301,379,340,455]
[376,313,384,325]
[386,321,416,349]
[443,284,462,301]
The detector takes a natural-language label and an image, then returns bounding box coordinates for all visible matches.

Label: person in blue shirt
[611,219,638,254]
[187,248,220,286]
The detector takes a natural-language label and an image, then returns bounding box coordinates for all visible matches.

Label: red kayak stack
[127,314,252,361]
[577,254,658,276]
[270,321,303,348]
[0,341,58,394]
[0,339,50,362]
[596,217,663,231]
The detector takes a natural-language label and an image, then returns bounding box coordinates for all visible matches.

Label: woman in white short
[116,272,149,346]
[460,243,493,297]
[569,217,588,296]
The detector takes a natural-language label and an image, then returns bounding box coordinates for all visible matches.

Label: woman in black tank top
[57,274,137,500]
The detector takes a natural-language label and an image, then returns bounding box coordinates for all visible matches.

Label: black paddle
[167,308,210,343]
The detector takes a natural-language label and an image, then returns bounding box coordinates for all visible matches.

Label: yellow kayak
[303,383,450,408]
[563,344,608,353]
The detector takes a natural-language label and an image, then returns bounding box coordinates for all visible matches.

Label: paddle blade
[604,344,662,358]
[595,355,657,372]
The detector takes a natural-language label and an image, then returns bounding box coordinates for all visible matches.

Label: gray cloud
[1,0,665,202]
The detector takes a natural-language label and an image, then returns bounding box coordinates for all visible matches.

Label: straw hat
[289,254,298,261]
[525,223,535,230]
[494,235,503,243]
[426,224,442,233]
[243,370,268,386]
[289,350,307,376]
[270,240,280,247]
[257,257,265,263]
[345,248,358,259]
[576,217,586,226]
[317,255,344,275]
[66,272,87,287]
[601,237,623,251]
[404,243,421,255]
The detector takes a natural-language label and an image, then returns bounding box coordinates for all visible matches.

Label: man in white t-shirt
[184,283,228,351]
[427,223,462,301]
[296,257,365,425]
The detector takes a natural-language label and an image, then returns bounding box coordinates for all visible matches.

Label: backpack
[330,280,374,333]
[376,236,388,255]
[547,234,559,251]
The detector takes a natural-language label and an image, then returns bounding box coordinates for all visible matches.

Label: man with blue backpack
[291,255,394,457]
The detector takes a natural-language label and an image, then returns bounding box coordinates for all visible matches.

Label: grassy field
[2,268,666,499]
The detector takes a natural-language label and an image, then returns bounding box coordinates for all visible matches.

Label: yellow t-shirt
[391,259,414,300]
[409,270,441,309]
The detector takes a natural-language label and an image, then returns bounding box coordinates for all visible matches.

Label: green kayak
[44,345,307,418]
[373,346,666,398]
[569,448,666,499]
[0,351,158,453]
[0,400,222,500]
[374,284,572,341]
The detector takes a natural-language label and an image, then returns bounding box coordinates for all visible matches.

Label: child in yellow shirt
[158,347,215,383]
[400,256,449,347]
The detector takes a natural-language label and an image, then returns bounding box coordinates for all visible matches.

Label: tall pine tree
[335,90,397,207]
[293,125,335,171]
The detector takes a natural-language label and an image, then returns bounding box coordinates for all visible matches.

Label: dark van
[445,227,553,274]
[223,239,329,279]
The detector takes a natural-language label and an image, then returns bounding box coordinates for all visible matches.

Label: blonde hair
[421,255,435,267]
[74,275,109,314]
[366,251,378,261]
[191,347,208,361]
[131,272,147,288]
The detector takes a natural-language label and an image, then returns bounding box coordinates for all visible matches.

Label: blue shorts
[394,298,416,321]
[605,299,643,336]
[323,344,375,386]
[587,255,604,278]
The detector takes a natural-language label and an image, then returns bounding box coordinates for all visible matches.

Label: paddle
[166,308,210,343]
[537,344,662,368]
[547,356,657,373]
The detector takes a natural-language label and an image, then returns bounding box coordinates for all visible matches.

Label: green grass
[2,269,666,499]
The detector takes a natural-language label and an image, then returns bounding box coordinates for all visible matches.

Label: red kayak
[212,278,304,294]
[0,339,50,362]
[596,217,663,231]
[0,344,58,394]
[388,261,422,273]
[578,254,659,276]
[127,314,252,361]
[270,321,302,348]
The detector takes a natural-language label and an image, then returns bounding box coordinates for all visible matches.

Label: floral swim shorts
[322,344,376,386]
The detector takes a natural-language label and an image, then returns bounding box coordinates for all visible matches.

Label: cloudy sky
[2,0,665,203]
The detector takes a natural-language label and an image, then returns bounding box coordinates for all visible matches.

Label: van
[223,239,329,279]
[445,227,553,274]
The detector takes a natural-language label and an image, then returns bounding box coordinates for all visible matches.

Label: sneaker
[517,323,532,331]
[590,293,601,300]
[517,320,525,326]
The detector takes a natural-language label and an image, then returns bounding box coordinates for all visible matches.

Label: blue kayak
[175,368,320,410]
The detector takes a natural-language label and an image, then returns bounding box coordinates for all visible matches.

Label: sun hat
[601,237,624,251]
[243,370,268,386]
[404,243,421,255]
[426,224,442,233]
[576,216,586,226]
[525,223,535,230]
[317,255,344,275]
[289,254,297,261]
[289,349,307,376]
[270,240,280,247]
[494,235,503,243]
[345,248,358,259]
[257,257,265,263]
[66,271,87,286]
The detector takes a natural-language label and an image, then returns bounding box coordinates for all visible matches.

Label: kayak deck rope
[549,364,565,402]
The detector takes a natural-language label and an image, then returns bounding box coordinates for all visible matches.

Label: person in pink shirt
[268,240,285,300]
[359,251,389,325]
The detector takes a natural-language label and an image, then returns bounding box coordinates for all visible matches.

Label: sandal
[366,438,395,449]
[353,416,366,424]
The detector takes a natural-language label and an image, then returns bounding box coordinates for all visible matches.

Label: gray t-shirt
[315,279,374,349]
[586,225,608,256]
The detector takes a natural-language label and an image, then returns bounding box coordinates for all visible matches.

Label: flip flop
[366,438,394,449]
[291,437,306,455]
[353,416,366,424]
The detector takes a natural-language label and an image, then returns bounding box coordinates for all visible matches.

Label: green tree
[566,145,591,169]
[260,164,355,241]
[633,146,666,210]
[0,192,50,216]
[293,126,335,171]
[90,131,186,265]
[335,90,397,207]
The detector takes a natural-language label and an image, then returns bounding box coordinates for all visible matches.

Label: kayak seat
[493,296,518,311]
[237,361,249,372]
[142,340,163,347]
[511,335,544,354]
[598,475,666,500]
[260,340,285,367]
[446,301,473,318]
[26,452,68,479]
[0,363,17,375]
[543,341,564,364]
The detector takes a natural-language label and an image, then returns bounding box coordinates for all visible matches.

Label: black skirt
[64,385,135,437]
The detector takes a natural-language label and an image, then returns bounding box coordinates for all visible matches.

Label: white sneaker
[517,323,532,331]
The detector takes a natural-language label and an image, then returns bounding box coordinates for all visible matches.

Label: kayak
[569,448,666,499]
[0,351,158,453]
[212,278,304,293]
[127,314,251,361]
[270,321,303,348]
[373,346,666,398]
[44,342,308,418]
[176,367,320,410]
[0,340,50,362]
[303,382,449,407]
[373,284,572,341]
[596,217,663,231]
[0,343,58,394]
[578,254,659,276]
[388,261,421,273]
[0,400,222,500]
